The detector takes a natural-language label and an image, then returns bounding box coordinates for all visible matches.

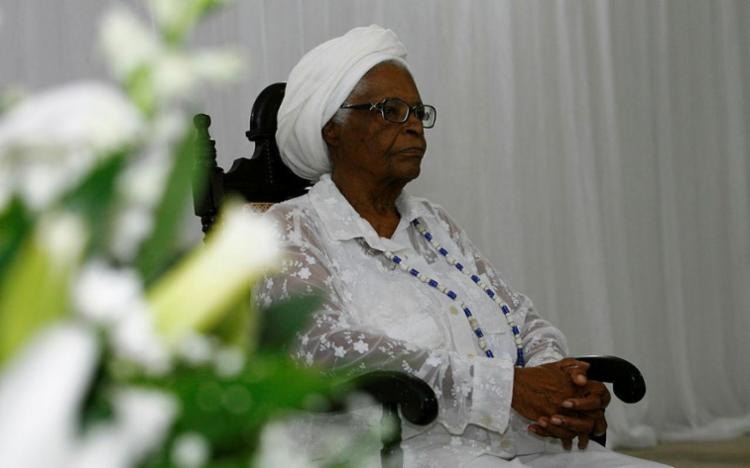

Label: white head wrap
[276,25,409,181]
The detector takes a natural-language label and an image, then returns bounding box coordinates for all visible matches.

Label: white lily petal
[149,204,281,344]
[0,323,98,468]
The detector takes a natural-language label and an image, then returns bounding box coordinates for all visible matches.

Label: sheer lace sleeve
[432,206,569,368]
[255,203,516,434]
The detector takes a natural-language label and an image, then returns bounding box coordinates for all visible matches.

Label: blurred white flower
[214,346,245,377]
[0,81,142,157]
[146,0,233,42]
[111,388,177,459]
[112,304,171,375]
[176,333,216,365]
[37,212,88,270]
[100,4,241,107]
[117,112,184,208]
[151,50,243,103]
[72,261,170,374]
[0,85,26,115]
[110,206,155,261]
[0,323,97,468]
[171,432,210,468]
[110,144,173,261]
[100,7,161,79]
[152,51,197,102]
[152,109,187,144]
[109,110,188,261]
[73,262,143,324]
[146,0,183,29]
[72,387,177,468]
[0,82,144,210]
[120,155,172,206]
[192,49,244,84]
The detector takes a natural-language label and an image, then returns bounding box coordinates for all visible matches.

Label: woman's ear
[322,121,340,148]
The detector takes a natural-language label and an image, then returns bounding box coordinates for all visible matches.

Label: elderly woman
[256,26,669,468]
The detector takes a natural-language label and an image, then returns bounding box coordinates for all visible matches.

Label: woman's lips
[395,147,426,156]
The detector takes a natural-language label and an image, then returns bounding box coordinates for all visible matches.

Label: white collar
[308,174,430,252]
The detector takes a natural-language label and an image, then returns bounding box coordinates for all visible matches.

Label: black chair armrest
[325,371,437,468]
[348,370,439,425]
[574,355,646,404]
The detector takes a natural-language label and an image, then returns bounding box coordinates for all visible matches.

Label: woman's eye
[383,105,399,116]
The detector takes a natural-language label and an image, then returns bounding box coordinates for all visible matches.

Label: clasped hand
[511,358,611,450]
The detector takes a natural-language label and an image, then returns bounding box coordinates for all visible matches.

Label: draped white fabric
[2,0,748,448]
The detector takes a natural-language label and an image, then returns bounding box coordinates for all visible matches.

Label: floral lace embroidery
[254,174,568,456]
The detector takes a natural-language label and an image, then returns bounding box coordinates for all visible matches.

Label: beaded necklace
[383,218,526,367]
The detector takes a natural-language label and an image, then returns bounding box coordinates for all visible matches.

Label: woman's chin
[392,163,421,182]
[393,155,423,180]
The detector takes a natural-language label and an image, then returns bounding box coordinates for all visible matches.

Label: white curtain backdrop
[2,0,748,448]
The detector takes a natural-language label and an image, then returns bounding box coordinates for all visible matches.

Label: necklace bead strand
[413,219,525,366]
[384,219,525,367]
[387,251,497,359]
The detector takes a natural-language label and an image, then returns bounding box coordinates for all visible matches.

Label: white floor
[616,435,750,468]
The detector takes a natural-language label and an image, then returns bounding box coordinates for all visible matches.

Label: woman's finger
[578,433,590,450]
[592,415,608,436]
[561,408,605,421]
[549,414,595,435]
[536,417,580,441]
[529,421,595,450]
[562,382,611,410]
[559,358,590,387]
[528,424,551,437]
[562,438,574,451]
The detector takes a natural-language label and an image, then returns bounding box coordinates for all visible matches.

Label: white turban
[276,25,409,181]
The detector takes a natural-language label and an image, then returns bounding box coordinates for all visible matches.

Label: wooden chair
[191,83,646,467]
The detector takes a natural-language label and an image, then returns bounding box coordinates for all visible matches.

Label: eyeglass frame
[339,97,437,129]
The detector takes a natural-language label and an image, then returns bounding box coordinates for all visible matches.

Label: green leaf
[0,227,81,366]
[161,0,230,45]
[211,292,254,351]
[136,128,199,284]
[58,153,126,257]
[257,295,322,352]
[0,197,33,285]
[78,333,112,430]
[138,353,345,467]
[0,154,123,366]
[125,65,156,118]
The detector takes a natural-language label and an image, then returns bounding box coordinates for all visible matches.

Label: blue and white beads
[383,219,526,367]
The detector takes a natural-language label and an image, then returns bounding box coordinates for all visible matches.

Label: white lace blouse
[255,174,569,462]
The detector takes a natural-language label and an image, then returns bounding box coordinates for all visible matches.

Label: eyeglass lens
[382,99,436,128]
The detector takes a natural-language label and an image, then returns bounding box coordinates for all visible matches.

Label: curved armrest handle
[348,371,438,426]
[573,355,646,404]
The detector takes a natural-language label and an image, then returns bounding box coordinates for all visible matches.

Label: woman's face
[325,62,427,185]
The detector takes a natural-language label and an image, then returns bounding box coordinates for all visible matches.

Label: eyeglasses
[340,98,437,128]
